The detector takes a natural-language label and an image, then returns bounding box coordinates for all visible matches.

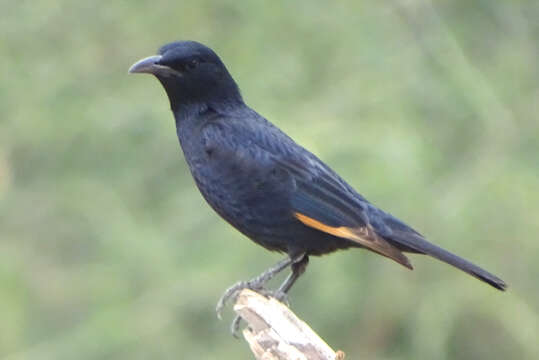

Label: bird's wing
[280,156,412,269]
[201,117,412,269]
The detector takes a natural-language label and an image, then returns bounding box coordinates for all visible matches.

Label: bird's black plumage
[129,41,507,305]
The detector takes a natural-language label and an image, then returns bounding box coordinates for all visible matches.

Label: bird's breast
[184,146,293,238]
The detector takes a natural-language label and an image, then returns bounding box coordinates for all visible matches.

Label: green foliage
[1,1,538,359]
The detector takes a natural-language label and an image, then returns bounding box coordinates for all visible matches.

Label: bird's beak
[128,55,183,77]
[128,55,164,74]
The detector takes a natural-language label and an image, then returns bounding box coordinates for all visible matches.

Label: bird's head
[129,41,242,110]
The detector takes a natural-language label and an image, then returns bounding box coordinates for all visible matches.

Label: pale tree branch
[234,289,346,360]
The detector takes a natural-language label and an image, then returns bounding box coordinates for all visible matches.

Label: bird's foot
[216,283,291,338]
[224,289,289,338]
[216,280,268,338]
[216,280,264,320]
[216,256,296,337]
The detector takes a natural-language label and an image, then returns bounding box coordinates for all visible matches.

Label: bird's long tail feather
[390,231,507,291]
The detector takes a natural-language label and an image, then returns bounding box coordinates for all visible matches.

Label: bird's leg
[272,254,309,305]
[216,255,293,320]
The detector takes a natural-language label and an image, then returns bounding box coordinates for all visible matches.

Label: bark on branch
[233,289,346,360]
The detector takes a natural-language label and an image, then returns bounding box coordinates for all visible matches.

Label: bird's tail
[389,230,507,291]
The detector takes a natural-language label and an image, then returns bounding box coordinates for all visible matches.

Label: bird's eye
[186,59,199,70]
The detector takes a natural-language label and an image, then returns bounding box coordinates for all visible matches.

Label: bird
[129,40,507,334]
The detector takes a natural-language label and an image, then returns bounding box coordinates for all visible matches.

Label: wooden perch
[233,289,346,360]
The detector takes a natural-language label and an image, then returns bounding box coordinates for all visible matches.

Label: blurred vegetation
[1,0,538,359]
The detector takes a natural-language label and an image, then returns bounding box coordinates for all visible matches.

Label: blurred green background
[1,0,538,359]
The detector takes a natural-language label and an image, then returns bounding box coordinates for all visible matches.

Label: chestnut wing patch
[294,212,412,269]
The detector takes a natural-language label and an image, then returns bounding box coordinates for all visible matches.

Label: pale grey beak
[128,55,163,74]
[128,55,183,77]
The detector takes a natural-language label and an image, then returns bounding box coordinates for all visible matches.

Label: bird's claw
[216,280,263,320]
[223,290,288,338]
[216,256,298,336]
[230,315,243,338]
[216,280,290,338]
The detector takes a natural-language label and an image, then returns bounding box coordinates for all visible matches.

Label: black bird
[129,40,506,332]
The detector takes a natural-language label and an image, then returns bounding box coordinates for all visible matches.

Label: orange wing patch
[294,212,413,270]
